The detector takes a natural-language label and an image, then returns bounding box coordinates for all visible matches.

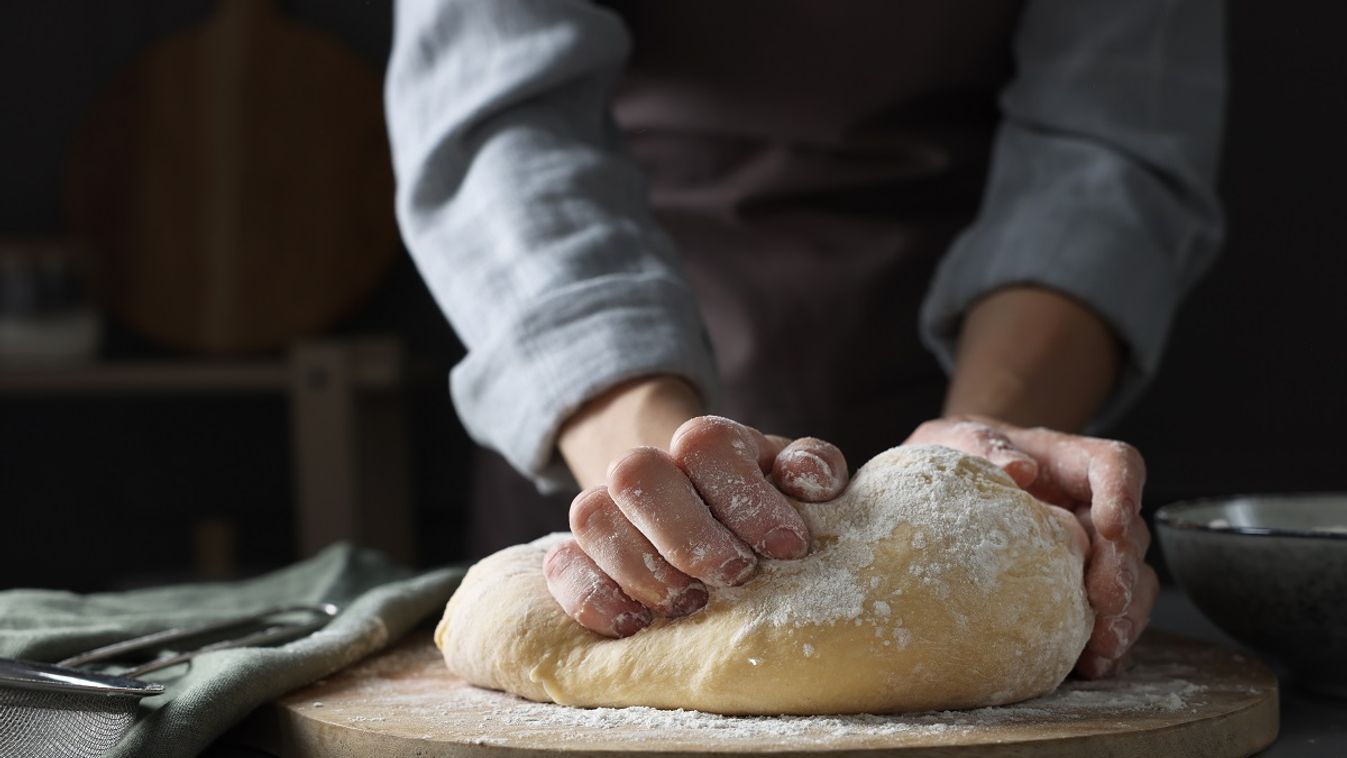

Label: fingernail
[612,608,651,637]
[1110,617,1135,650]
[718,555,756,586]
[666,584,708,618]
[759,526,808,560]
[993,454,1037,485]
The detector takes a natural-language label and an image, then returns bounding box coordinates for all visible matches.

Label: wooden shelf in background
[0,339,401,395]
[1,337,415,568]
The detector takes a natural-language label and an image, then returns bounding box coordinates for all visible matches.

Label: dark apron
[468,1,1023,557]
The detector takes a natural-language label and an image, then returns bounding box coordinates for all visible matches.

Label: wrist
[944,286,1121,432]
[558,375,705,489]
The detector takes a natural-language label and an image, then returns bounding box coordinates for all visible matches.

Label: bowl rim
[1156,494,1347,541]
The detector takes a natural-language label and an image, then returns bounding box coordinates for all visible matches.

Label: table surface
[1149,587,1347,756]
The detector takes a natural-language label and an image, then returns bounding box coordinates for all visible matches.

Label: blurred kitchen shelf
[0,337,415,571]
[0,360,294,392]
[0,340,400,394]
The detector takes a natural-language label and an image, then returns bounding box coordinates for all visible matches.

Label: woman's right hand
[544,378,848,638]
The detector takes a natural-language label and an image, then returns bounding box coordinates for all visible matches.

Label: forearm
[943,286,1121,432]
[558,376,705,489]
[388,0,722,490]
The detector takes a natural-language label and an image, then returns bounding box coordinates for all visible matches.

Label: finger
[1079,563,1158,677]
[1132,515,1152,557]
[1115,648,1138,675]
[1075,649,1118,679]
[755,433,793,474]
[542,539,651,638]
[607,445,758,586]
[1085,440,1146,540]
[1076,647,1137,679]
[671,416,811,559]
[1086,562,1159,659]
[1085,534,1140,617]
[909,419,1039,488]
[772,437,849,501]
[570,487,709,617]
[1006,429,1145,541]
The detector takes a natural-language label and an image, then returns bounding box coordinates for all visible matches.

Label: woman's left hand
[905,415,1157,679]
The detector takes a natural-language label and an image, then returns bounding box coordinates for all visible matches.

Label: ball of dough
[436,445,1092,715]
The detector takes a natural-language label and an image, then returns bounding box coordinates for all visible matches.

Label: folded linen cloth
[0,543,463,758]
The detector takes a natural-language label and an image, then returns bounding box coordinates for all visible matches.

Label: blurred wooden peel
[69,0,397,353]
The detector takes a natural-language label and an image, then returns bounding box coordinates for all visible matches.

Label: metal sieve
[0,602,338,758]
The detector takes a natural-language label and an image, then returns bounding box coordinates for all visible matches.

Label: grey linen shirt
[385,0,1225,493]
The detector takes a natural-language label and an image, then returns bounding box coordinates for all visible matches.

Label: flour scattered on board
[292,628,1272,751]
[432,668,1206,745]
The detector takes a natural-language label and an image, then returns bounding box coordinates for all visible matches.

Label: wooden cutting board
[232,629,1278,757]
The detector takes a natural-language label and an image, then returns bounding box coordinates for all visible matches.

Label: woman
[385,0,1225,679]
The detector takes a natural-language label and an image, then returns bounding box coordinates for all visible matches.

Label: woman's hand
[546,377,848,638]
[905,415,1155,679]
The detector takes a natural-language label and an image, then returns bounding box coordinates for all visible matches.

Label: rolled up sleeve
[386,0,718,492]
[920,0,1226,423]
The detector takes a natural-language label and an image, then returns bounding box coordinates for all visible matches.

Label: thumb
[908,418,1039,489]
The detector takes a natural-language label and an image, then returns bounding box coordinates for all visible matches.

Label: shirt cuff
[450,272,719,494]
[920,201,1180,429]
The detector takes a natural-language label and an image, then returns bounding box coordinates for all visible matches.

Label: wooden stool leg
[289,338,415,563]
[353,375,416,564]
[290,342,359,557]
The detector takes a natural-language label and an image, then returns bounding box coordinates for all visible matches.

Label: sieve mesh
[0,687,137,758]
[0,603,337,757]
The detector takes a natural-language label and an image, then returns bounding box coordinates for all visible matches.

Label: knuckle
[665,535,752,580]
[662,543,700,572]
[1127,447,1147,477]
[662,544,713,578]
[568,489,613,534]
[1104,439,1145,469]
[1112,494,1140,524]
[1141,563,1160,592]
[949,419,982,435]
[953,421,1005,449]
[1133,517,1152,541]
[542,540,581,578]
[608,446,674,489]
[983,433,1014,452]
[912,419,939,437]
[574,575,606,608]
[796,436,842,457]
[673,415,750,456]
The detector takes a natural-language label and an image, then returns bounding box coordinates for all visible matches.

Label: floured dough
[436,445,1092,715]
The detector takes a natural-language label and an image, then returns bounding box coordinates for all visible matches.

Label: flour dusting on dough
[716,446,1070,631]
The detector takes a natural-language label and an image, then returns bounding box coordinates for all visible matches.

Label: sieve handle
[57,603,339,676]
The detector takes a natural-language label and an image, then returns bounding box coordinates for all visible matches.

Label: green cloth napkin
[0,543,464,758]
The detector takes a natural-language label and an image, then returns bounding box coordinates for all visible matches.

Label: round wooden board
[233,630,1277,757]
[69,0,397,353]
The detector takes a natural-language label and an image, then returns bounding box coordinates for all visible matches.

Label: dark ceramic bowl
[1156,494,1347,697]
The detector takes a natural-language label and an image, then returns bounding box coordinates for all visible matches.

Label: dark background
[1,1,1344,591]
